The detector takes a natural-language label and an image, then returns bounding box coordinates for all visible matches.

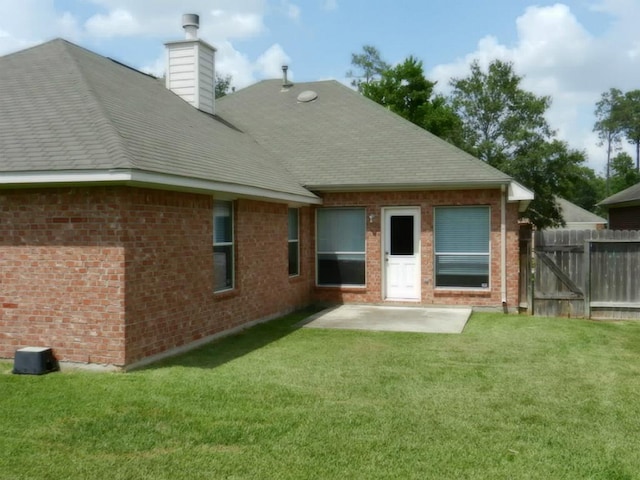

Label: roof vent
[297,90,318,103]
[182,13,200,40]
[282,65,293,88]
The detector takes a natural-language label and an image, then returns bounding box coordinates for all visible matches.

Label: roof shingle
[0,39,316,201]
[599,182,640,207]
[217,80,513,190]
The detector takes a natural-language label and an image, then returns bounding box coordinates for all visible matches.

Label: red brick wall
[312,189,521,309]
[122,195,314,365]
[0,188,126,365]
[1,185,521,367]
[1,187,313,367]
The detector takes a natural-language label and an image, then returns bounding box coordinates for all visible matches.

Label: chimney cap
[182,13,200,28]
[182,13,200,40]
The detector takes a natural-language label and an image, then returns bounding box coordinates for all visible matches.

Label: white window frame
[288,208,300,277]
[214,200,234,292]
[434,205,491,290]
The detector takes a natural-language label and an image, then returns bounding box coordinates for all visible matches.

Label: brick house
[0,16,533,369]
[598,182,640,230]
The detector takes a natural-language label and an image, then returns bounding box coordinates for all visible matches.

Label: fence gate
[533,230,640,320]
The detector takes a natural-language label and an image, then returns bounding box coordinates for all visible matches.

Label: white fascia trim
[508,181,534,212]
[308,180,512,192]
[0,169,322,206]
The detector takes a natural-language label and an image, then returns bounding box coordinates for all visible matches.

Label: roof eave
[0,169,321,206]
[597,199,640,208]
[307,179,513,193]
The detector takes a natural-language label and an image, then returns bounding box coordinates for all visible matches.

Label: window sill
[213,288,239,300]
[314,285,367,293]
[434,289,491,297]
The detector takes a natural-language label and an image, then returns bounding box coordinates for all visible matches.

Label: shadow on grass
[139,307,323,371]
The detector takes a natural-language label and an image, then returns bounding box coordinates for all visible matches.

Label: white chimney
[165,14,217,115]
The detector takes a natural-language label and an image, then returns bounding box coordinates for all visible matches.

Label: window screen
[317,208,366,286]
[288,208,299,276]
[435,206,490,288]
[214,201,234,291]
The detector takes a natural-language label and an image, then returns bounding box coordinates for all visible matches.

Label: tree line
[347,45,640,229]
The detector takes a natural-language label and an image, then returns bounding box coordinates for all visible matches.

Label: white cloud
[85,9,140,37]
[515,4,592,70]
[214,40,258,88]
[56,12,82,41]
[0,0,82,54]
[256,43,292,80]
[276,1,301,22]
[286,3,301,21]
[0,0,274,90]
[322,0,338,11]
[79,1,269,40]
[429,3,640,171]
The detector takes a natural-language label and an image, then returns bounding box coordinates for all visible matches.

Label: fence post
[583,239,591,319]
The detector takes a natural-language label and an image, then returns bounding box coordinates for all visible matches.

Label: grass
[2,310,640,479]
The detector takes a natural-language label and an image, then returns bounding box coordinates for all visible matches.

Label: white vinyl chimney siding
[165,40,216,115]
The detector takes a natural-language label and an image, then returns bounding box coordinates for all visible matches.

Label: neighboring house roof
[554,197,606,228]
[598,182,640,208]
[216,80,515,191]
[0,39,318,204]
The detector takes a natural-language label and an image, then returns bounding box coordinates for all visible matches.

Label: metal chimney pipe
[182,13,200,40]
[282,65,289,86]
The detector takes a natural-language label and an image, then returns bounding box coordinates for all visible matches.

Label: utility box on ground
[13,347,59,375]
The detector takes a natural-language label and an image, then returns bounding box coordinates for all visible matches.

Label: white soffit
[508,181,534,212]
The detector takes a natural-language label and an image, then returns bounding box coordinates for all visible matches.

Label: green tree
[349,49,464,144]
[361,56,436,125]
[450,59,552,169]
[593,88,624,193]
[561,165,606,214]
[610,151,640,194]
[346,45,390,90]
[619,89,640,170]
[215,73,233,98]
[450,59,590,229]
[421,94,465,147]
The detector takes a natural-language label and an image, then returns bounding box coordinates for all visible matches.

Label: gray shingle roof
[598,181,640,207]
[555,197,606,224]
[0,39,316,201]
[217,80,513,190]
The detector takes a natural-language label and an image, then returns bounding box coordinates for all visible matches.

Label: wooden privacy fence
[524,230,640,320]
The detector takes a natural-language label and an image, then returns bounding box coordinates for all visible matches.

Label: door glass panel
[390,215,414,255]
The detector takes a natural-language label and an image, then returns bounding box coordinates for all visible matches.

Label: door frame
[382,206,421,301]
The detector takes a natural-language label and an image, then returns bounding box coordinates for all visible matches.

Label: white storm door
[384,208,420,300]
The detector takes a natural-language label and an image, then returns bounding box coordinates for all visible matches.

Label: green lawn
[2,311,640,479]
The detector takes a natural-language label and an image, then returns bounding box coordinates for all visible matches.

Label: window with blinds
[316,208,366,286]
[288,208,300,276]
[434,206,490,288]
[214,200,234,291]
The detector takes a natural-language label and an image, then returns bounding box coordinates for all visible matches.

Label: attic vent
[297,90,318,103]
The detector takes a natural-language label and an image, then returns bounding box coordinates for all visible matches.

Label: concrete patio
[299,305,472,334]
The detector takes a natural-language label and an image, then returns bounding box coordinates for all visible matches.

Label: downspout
[501,185,508,312]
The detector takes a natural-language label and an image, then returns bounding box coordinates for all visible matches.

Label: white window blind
[316,208,366,286]
[435,206,490,288]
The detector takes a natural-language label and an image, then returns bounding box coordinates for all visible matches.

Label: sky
[1,0,639,174]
